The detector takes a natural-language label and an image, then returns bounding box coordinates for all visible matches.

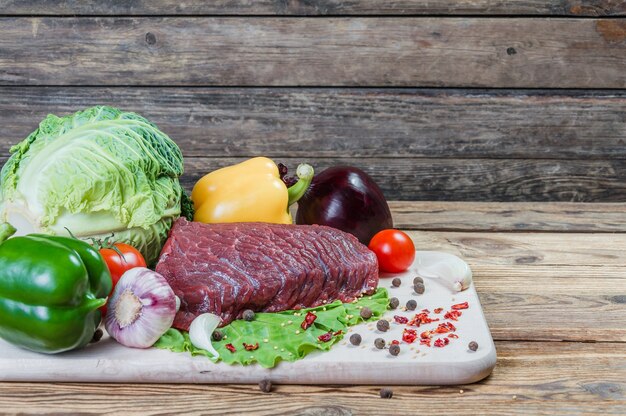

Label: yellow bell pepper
[191,157,314,224]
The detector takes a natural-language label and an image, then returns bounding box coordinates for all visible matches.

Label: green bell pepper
[0,223,112,354]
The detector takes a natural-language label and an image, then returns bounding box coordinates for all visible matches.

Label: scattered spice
[414,283,425,294]
[211,330,223,342]
[408,311,439,327]
[243,342,259,351]
[377,320,390,332]
[451,302,469,310]
[433,322,456,334]
[406,299,417,310]
[243,309,255,321]
[394,315,409,324]
[434,307,443,314]
[225,343,236,353]
[391,340,400,345]
[434,338,450,348]
[380,388,393,399]
[258,379,272,393]
[301,311,317,330]
[350,333,362,346]
[374,338,386,349]
[448,334,459,339]
[388,297,400,309]
[360,307,373,320]
[469,341,478,351]
[389,344,400,356]
[391,278,401,287]
[444,310,462,321]
[402,329,418,344]
[318,332,333,343]
[419,338,431,347]
[413,276,424,285]
[421,308,430,313]
[90,329,103,343]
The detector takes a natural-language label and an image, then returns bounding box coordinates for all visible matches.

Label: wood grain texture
[1,88,625,160]
[1,0,624,16]
[0,18,625,87]
[389,201,626,232]
[0,342,623,415]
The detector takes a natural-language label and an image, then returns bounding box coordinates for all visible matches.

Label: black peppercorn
[389,297,399,309]
[389,344,400,356]
[212,330,223,342]
[259,379,272,393]
[379,388,393,399]
[391,278,401,287]
[374,338,385,349]
[360,307,373,320]
[413,276,424,285]
[414,283,425,294]
[90,328,103,343]
[350,333,362,346]
[243,309,255,321]
[376,319,389,332]
[469,341,478,351]
[406,299,417,310]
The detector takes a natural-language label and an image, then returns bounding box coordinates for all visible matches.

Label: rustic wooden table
[0,201,624,415]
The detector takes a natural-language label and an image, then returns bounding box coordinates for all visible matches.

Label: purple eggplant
[295,166,393,245]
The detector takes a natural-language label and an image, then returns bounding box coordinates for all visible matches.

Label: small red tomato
[99,243,147,314]
[368,229,415,273]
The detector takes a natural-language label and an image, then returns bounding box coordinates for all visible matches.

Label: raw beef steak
[156,218,379,330]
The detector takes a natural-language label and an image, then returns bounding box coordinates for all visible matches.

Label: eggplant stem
[286,163,314,206]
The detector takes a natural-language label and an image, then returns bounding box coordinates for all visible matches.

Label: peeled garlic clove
[414,251,472,292]
[188,313,222,359]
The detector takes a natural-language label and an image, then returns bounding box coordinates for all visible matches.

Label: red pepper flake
[448,333,459,339]
[434,338,450,348]
[420,330,432,339]
[444,310,462,321]
[408,312,440,327]
[301,311,317,330]
[333,330,343,336]
[434,307,444,314]
[421,308,430,313]
[420,338,432,347]
[451,302,469,310]
[318,332,333,343]
[225,343,236,353]
[402,329,418,344]
[243,342,259,351]
[434,322,457,334]
[394,315,409,324]
[391,340,400,345]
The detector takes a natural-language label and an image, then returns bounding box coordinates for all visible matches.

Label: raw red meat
[156,219,379,330]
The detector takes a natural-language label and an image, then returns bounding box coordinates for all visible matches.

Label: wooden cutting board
[0,252,496,385]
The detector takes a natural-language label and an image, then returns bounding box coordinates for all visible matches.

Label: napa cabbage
[0,106,185,265]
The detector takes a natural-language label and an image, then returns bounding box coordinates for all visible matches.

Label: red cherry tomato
[99,243,146,314]
[368,229,416,273]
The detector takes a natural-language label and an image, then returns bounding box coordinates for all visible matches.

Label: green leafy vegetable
[0,106,184,265]
[154,288,389,368]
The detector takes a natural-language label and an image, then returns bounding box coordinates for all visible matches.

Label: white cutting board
[0,252,496,385]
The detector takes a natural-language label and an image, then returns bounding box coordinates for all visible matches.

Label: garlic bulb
[105,267,177,348]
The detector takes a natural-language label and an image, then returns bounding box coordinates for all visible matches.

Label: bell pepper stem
[287,164,314,206]
[0,222,16,244]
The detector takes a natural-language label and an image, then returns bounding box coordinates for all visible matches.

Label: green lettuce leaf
[154,288,389,368]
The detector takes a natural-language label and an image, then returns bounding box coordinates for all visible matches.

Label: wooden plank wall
[0,1,624,201]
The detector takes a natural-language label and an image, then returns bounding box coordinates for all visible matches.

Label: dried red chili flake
[448,334,459,339]
[434,322,457,334]
[434,338,450,348]
[394,315,409,324]
[225,343,236,353]
[420,338,432,347]
[402,329,418,344]
[301,311,317,330]
[444,310,462,321]
[318,332,333,343]
[420,330,432,339]
[243,342,259,351]
[408,312,440,327]
[451,302,469,310]
[391,340,400,345]
[333,330,343,336]
[434,307,444,314]
[421,308,430,313]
